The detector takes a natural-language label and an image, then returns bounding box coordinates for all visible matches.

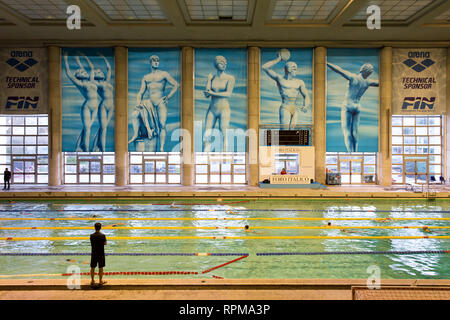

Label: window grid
[391,115,443,184]
[129,152,181,184]
[195,152,247,184]
[64,152,115,184]
[0,115,48,184]
[326,152,378,184]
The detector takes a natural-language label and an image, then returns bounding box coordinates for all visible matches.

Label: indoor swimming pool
[0,199,448,280]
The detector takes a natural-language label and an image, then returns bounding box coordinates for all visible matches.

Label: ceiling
[0,0,449,45]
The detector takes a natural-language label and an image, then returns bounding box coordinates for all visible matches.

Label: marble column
[181,47,194,186]
[114,46,128,186]
[48,46,62,186]
[446,47,450,182]
[248,47,260,186]
[313,47,326,184]
[379,47,392,187]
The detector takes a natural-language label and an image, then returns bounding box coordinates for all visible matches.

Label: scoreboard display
[264,130,310,146]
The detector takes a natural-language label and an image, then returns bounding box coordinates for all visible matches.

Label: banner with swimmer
[326,48,379,153]
[128,48,181,152]
[0,48,48,114]
[194,48,247,153]
[392,48,446,115]
[61,48,115,152]
[260,48,313,128]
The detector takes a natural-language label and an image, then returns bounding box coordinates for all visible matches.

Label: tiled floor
[0,183,448,199]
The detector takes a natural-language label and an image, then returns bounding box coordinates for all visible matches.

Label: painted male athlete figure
[327,62,379,152]
[262,50,310,130]
[128,55,179,151]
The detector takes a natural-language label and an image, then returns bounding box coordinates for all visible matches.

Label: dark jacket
[4,170,11,181]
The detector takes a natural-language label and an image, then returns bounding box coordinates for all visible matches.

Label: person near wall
[3,168,11,190]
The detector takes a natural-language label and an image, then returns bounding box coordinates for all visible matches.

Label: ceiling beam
[252,0,271,27]
[64,0,108,27]
[409,0,450,27]
[0,3,29,28]
[330,0,369,27]
[158,0,186,27]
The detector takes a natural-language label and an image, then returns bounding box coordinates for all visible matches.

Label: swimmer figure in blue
[64,51,98,152]
[262,49,310,130]
[90,52,114,152]
[129,55,178,151]
[327,62,379,152]
[203,56,235,152]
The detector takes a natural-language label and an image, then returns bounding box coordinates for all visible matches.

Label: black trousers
[3,180,10,189]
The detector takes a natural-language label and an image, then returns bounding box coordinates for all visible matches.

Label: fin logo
[5,96,39,109]
[6,57,38,72]
[403,52,434,72]
[401,97,435,110]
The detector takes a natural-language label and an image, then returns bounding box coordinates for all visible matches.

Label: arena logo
[401,97,435,110]
[402,52,434,73]
[5,96,39,109]
[6,51,38,72]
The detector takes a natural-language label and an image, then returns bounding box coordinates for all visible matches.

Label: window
[274,153,299,174]
[64,152,115,184]
[326,152,377,184]
[391,115,444,184]
[195,152,246,184]
[129,152,181,184]
[0,115,48,184]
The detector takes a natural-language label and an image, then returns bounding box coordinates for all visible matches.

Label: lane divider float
[256,250,450,256]
[1,236,449,241]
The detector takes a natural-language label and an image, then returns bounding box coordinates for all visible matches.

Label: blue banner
[326,48,379,152]
[260,48,313,128]
[127,48,181,152]
[194,48,247,152]
[62,47,115,152]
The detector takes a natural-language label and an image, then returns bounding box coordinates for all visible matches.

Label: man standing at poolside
[128,55,179,152]
[3,168,11,190]
[90,222,107,286]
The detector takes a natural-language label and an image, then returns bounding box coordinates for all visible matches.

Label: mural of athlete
[63,52,98,152]
[91,52,114,152]
[128,55,178,152]
[203,55,235,152]
[327,62,379,152]
[262,49,310,129]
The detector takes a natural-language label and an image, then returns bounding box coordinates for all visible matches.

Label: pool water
[0,199,449,280]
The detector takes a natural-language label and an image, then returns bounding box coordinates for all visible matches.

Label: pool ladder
[426,184,437,199]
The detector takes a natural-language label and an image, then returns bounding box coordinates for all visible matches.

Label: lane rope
[60,271,199,276]
[0,252,248,256]
[202,255,248,274]
[1,226,449,230]
[1,217,449,221]
[1,208,449,213]
[1,236,449,241]
[256,250,450,256]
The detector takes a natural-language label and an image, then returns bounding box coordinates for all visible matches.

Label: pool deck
[0,279,448,300]
[0,184,449,199]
